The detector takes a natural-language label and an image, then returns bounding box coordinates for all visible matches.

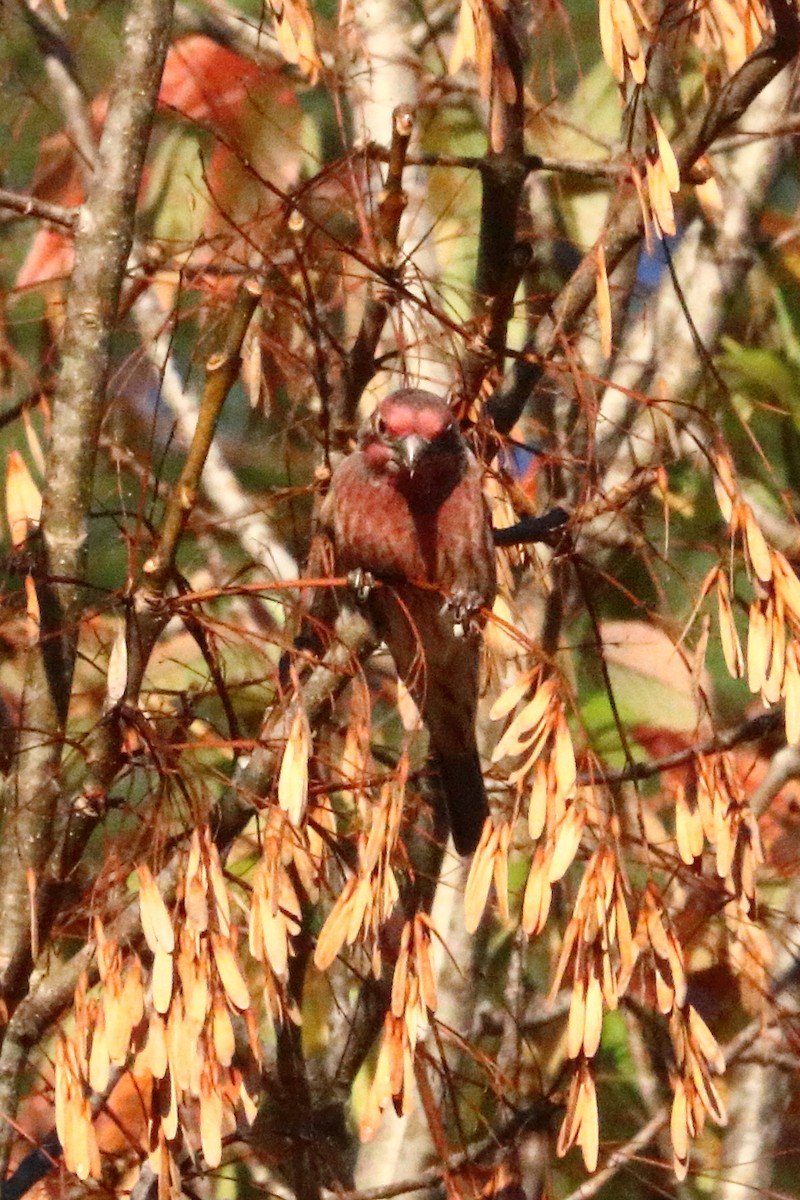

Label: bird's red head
[360,389,463,478]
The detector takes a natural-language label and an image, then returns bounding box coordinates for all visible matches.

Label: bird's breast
[330,464,432,581]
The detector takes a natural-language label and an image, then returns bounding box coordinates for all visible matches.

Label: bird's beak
[397,433,426,475]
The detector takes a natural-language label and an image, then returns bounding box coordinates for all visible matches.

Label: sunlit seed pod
[106,623,128,707]
[186,828,203,887]
[576,1066,599,1173]
[405,976,421,1034]
[280,870,303,934]
[600,946,618,1010]
[166,1002,191,1093]
[346,876,371,947]
[548,917,580,1005]
[184,960,209,1027]
[262,897,291,980]
[314,876,357,971]
[743,507,773,584]
[528,760,549,840]
[669,1009,688,1068]
[712,456,737,524]
[414,919,438,1014]
[689,1050,727,1125]
[775,552,800,624]
[655,967,675,1015]
[645,155,676,237]
[292,826,324,903]
[599,892,614,949]
[491,679,555,762]
[546,762,568,836]
[717,572,744,679]
[152,946,174,1016]
[464,821,498,933]
[687,1006,725,1074]
[553,714,577,800]
[387,1016,406,1101]
[598,0,624,82]
[670,1077,690,1165]
[147,1012,168,1080]
[650,113,680,192]
[383,865,399,916]
[391,925,411,1019]
[211,934,250,1012]
[278,706,311,826]
[88,1017,110,1094]
[94,921,113,981]
[579,880,601,945]
[489,667,541,722]
[363,788,393,873]
[240,1077,258,1125]
[556,1068,581,1158]
[715,819,736,881]
[567,978,586,1060]
[548,805,585,883]
[583,965,604,1057]
[740,839,759,902]
[614,0,642,61]
[492,822,511,923]
[212,999,236,1067]
[665,932,687,1008]
[137,866,175,955]
[522,847,552,937]
[185,875,209,933]
[248,893,264,965]
[643,894,671,961]
[615,882,635,995]
[695,764,716,841]
[688,1079,706,1137]
[506,728,551,787]
[199,1075,224,1166]
[676,787,704,865]
[54,1042,68,1143]
[746,599,769,695]
[207,842,232,937]
[108,980,140,1066]
[63,1094,95,1180]
[125,955,145,1021]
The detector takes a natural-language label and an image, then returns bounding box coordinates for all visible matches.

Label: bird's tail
[434,749,489,855]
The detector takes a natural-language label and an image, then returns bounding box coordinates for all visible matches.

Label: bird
[302,388,497,854]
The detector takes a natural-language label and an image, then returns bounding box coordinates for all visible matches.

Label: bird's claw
[443,589,484,638]
[347,568,375,602]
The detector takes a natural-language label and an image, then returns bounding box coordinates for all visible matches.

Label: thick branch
[40,0,174,690]
[0,0,174,1173]
[342,105,415,425]
[0,0,175,1017]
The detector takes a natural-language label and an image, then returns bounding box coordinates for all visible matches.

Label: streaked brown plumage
[306,388,497,854]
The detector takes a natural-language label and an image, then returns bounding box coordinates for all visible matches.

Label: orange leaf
[6,450,42,548]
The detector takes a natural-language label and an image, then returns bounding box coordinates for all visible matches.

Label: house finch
[305,388,497,854]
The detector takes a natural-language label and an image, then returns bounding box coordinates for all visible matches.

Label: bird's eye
[375,414,387,436]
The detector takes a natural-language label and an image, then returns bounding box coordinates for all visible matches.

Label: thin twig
[0,188,77,229]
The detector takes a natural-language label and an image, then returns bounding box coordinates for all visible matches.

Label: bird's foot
[347,568,376,602]
[442,589,484,638]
